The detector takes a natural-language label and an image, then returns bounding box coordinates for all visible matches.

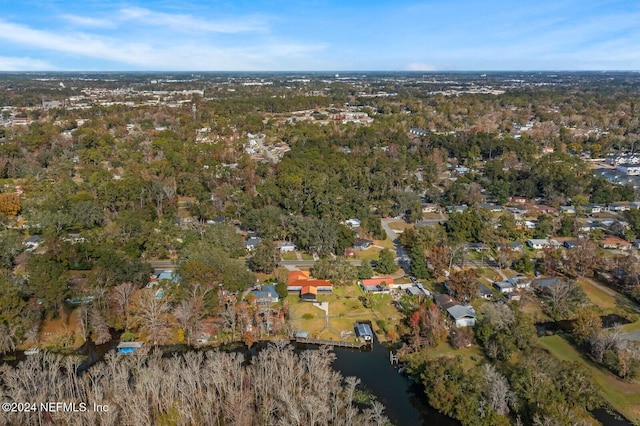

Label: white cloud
[0,19,327,70]
[118,7,268,34]
[0,56,53,71]
[61,14,116,29]
[406,63,437,71]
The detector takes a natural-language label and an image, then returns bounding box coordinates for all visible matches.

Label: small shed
[117,342,144,354]
[354,323,373,342]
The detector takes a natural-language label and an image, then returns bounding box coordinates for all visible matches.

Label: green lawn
[287,284,403,342]
[539,335,640,424]
[357,246,382,261]
[280,251,297,261]
[388,221,413,231]
[576,278,618,310]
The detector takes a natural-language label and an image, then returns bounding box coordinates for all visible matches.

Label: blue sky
[1,0,639,71]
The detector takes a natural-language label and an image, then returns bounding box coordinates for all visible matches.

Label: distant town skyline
[1,0,639,71]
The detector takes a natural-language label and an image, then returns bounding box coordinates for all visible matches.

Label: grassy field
[356,246,382,261]
[539,335,640,424]
[419,341,485,370]
[287,285,402,342]
[374,236,395,250]
[388,221,414,231]
[280,251,297,261]
[576,278,619,310]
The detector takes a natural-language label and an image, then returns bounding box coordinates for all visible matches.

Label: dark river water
[2,335,633,426]
[327,340,459,425]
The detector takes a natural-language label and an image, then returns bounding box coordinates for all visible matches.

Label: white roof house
[447,305,476,328]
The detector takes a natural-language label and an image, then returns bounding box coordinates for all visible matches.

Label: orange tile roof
[361,277,394,286]
[287,270,310,285]
[301,286,318,295]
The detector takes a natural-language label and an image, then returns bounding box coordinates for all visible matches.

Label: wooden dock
[295,337,370,349]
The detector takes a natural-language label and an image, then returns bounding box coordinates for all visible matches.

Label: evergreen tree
[358,260,374,280]
[376,248,397,274]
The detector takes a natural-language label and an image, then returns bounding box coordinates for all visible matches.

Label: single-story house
[478,284,493,300]
[600,236,631,250]
[509,241,524,251]
[354,238,374,250]
[608,203,631,212]
[585,204,603,214]
[206,216,226,225]
[117,342,144,354]
[421,203,440,213]
[249,284,280,304]
[532,277,564,292]
[300,286,318,301]
[493,281,515,294]
[360,277,393,293]
[560,206,576,214]
[477,203,503,212]
[434,294,457,310]
[23,235,43,251]
[447,305,476,327]
[344,218,361,228]
[527,238,561,250]
[244,237,262,251]
[563,240,579,249]
[507,276,532,289]
[287,270,333,293]
[278,242,296,252]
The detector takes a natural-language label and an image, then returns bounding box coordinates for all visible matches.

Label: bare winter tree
[89,306,112,345]
[109,282,136,331]
[131,290,171,345]
[482,364,514,416]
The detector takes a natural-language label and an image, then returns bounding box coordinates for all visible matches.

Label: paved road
[381,218,410,274]
[279,260,363,267]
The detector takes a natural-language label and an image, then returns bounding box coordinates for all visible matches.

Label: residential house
[493,281,515,294]
[278,242,296,253]
[421,203,440,213]
[527,238,561,249]
[563,239,579,249]
[600,236,631,250]
[617,163,640,176]
[206,216,226,225]
[608,203,631,212]
[585,204,603,214]
[344,218,361,228]
[354,238,373,250]
[300,286,318,301]
[287,270,333,293]
[23,235,43,252]
[244,237,262,251]
[478,284,493,300]
[477,203,503,212]
[508,241,524,251]
[511,196,527,204]
[434,294,457,310]
[560,206,576,214]
[508,276,532,289]
[360,277,394,293]
[249,285,280,304]
[447,305,477,327]
[532,277,564,292]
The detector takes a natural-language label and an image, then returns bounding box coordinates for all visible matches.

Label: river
[2,336,634,426]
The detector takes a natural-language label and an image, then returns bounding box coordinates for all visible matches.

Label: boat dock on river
[294,337,371,349]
